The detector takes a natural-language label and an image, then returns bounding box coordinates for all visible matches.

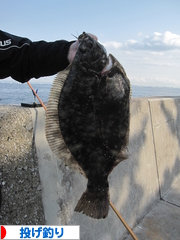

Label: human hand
[67,33,98,63]
[67,41,79,63]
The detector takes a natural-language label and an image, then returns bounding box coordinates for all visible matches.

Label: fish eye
[86,40,93,49]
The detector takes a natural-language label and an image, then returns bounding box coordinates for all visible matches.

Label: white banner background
[1,225,80,240]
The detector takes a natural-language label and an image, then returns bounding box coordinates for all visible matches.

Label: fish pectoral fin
[108,148,129,174]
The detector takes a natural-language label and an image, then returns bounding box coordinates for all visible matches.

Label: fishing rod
[26,81,138,240]
[27,81,47,111]
[110,200,138,240]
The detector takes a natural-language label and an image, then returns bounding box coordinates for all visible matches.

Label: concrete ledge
[0,106,45,225]
[0,97,180,239]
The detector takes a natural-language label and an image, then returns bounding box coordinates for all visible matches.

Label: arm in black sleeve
[0,30,75,83]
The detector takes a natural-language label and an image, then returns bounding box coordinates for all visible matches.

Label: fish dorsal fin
[45,65,85,176]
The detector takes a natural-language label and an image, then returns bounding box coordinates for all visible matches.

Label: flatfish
[45,32,131,219]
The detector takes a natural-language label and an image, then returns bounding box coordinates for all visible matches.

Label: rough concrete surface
[0,105,45,224]
[163,178,180,207]
[125,201,180,240]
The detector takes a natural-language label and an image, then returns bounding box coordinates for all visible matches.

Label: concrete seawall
[0,97,180,239]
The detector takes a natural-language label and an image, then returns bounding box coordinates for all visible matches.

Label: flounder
[45,32,131,219]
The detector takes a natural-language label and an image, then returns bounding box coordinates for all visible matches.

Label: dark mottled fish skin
[57,33,131,219]
[0,185,1,209]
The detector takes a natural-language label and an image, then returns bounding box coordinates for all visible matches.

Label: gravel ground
[0,105,45,224]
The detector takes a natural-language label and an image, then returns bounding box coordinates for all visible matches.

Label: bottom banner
[1,225,80,240]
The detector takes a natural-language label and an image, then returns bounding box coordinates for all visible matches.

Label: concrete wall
[149,97,180,196]
[0,97,180,239]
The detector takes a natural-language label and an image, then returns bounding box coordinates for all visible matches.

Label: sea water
[0,82,180,105]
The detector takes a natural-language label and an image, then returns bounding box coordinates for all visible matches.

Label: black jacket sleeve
[0,30,75,83]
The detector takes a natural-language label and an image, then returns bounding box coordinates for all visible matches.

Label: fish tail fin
[74,187,109,219]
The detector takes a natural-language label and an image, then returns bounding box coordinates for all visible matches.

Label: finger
[73,40,79,50]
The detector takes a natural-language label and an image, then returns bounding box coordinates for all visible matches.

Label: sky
[1,0,180,87]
